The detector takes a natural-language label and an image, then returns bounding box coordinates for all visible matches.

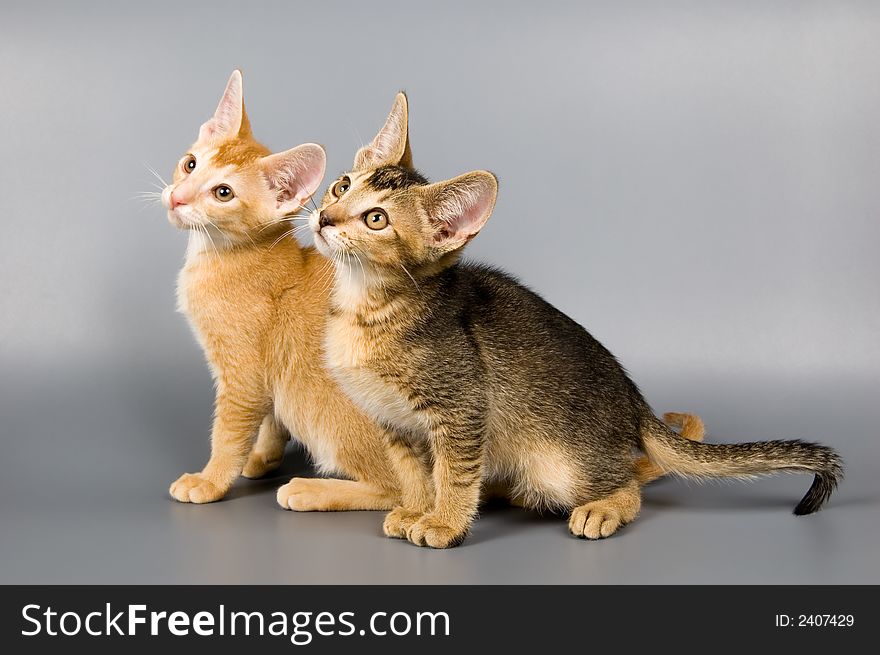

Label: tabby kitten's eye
[332,177,351,198]
[182,155,196,174]
[364,208,388,230]
[213,185,234,202]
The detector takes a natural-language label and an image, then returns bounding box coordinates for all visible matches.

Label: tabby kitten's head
[311,93,497,280]
[162,70,326,247]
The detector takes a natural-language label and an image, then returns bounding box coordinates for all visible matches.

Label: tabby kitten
[162,70,400,510]
[312,93,843,548]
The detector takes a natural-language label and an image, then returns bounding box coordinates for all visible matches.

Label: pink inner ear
[265,145,326,208]
[429,179,495,245]
[214,96,239,131]
[446,190,494,240]
[200,120,223,140]
[373,109,405,160]
[354,95,408,169]
[199,71,243,140]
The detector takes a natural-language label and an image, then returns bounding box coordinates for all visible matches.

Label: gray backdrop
[1,0,878,583]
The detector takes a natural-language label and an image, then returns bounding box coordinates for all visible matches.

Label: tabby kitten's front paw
[568,504,623,540]
[406,514,468,549]
[169,473,225,504]
[383,506,424,539]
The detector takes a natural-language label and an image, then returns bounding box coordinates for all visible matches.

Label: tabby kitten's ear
[353,92,413,170]
[199,69,252,142]
[260,144,327,216]
[420,171,498,251]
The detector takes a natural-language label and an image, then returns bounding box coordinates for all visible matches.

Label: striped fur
[311,94,837,549]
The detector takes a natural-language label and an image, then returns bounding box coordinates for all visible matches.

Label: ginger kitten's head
[310,93,497,279]
[162,70,326,247]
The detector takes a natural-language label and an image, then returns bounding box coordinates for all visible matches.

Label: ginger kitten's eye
[182,155,196,174]
[213,185,234,202]
[364,208,388,230]
[332,177,351,198]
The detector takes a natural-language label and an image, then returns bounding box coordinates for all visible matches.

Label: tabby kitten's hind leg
[568,480,642,540]
[242,414,290,479]
[277,478,398,511]
[634,412,705,485]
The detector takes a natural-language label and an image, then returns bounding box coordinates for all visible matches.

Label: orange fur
[634,412,706,484]
[171,217,402,508]
[164,71,400,510]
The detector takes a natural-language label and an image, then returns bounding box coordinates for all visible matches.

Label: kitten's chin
[313,231,333,257]
[167,211,191,231]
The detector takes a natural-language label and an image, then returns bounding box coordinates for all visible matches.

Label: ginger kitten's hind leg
[277,478,398,511]
[568,480,642,540]
[242,414,290,479]
[634,412,705,485]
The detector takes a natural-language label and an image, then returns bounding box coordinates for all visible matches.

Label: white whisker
[144,163,169,188]
[399,263,422,297]
[131,191,163,205]
[347,119,366,151]
[351,249,372,297]
[319,259,337,297]
[317,251,340,299]
[269,226,298,250]
[256,206,312,233]
[201,224,220,260]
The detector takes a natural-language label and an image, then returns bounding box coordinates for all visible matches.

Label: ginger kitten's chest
[177,262,269,376]
[177,266,225,333]
[324,315,426,435]
[324,313,378,370]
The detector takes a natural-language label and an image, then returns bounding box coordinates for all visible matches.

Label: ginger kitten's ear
[353,92,413,170]
[420,171,498,251]
[260,144,327,216]
[199,69,251,141]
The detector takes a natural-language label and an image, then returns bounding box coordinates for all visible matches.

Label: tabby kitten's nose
[319,211,336,228]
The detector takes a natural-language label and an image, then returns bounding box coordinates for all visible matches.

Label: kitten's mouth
[167,210,190,230]
[167,207,208,232]
[314,226,346,255]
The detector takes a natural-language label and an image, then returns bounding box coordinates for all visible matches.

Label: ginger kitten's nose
[170,189,188,209]
[319,211,336,228]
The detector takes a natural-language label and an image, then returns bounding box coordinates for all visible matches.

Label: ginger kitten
[311,93,842,548]
[162,70,400,510]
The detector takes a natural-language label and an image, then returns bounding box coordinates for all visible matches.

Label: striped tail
[639,416,843,515]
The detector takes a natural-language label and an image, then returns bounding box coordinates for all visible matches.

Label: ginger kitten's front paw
[242,450,283,479]
[169,473,225,504]
[406,514,468,549]
[277,478,325,511]
[383,506,424,539]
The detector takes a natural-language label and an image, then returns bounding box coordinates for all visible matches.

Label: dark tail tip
[793,452,844,515]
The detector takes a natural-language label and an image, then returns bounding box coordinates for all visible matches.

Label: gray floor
[2,361,876,585]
